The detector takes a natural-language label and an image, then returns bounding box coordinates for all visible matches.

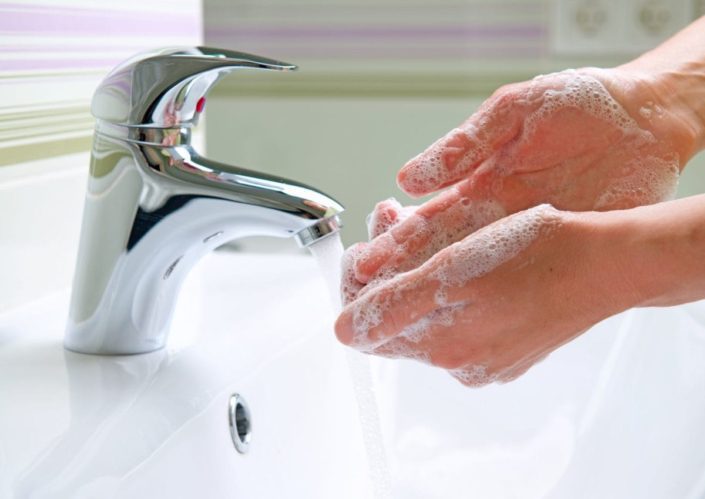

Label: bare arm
[597,193,705,308]
[615,17,705,161]
[616,15,705,156]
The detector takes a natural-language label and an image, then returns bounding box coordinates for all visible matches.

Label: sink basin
[0,251,373,499]
[3,248,705,498]
[375,302,705,499]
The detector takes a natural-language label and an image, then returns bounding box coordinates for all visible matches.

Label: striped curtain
[0,0,202,165]
[203,0,551,99]
[205,0,549,66]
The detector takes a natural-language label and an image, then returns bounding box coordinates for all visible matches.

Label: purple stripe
[206,25,545,40]
[1,2,173,14]
[0,47,544,72]
[0,58,122,71]
[206,3,543,14]
[0,45,149,53]
[0,2,198,17]
[201,43,544,59]
[0,6,200,37]
[0,71,106,85]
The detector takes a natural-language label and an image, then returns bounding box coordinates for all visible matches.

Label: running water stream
[308,233,392,499]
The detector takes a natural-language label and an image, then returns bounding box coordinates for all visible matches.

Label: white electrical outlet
[623,0,691,52]
[551,0,621,55]
[551,0,695,56]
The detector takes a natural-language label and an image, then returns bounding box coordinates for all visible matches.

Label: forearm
[618,16,705,156]
[588,194,705,309]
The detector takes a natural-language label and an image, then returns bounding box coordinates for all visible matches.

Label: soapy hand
[336,17,705,386]
[335,205,636,385]
[346,68,694,295]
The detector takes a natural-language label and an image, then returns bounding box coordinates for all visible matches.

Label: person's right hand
[344,67,702,301]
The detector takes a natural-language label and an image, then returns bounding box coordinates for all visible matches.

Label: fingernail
[334,310,354,345]
[396,167,427,198]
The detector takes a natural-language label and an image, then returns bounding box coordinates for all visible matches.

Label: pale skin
[335,17,705,386]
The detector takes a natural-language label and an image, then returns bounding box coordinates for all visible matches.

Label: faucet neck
[65,47,342,355]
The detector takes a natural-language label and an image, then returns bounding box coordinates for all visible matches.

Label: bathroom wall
[0,1,203,312]
[203,0,705,246]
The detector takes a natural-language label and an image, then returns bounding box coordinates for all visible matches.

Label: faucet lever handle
[91,46,297,128]
[187,46,296,70]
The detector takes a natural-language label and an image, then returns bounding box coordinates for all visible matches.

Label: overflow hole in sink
[228,393,252,454]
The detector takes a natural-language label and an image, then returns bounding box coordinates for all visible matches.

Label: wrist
[607,63,705,163]
[567,210,647,316]
[654,62,705,150]
[634,62,703,148]
[580,196,705,309]
[613,17,705,159]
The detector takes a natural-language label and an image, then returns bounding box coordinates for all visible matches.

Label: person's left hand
[335,204,638,386]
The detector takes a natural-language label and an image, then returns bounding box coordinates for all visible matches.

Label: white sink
[376,302,705,499]
[0,251,373,499]
[3,249,705,498]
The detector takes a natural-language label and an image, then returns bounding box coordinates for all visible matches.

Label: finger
[397,90,522,197]
[353,204,562,352]
[334,266,442,350]
[354,182,505,285]
[340,243,367,306]
[366,198,419,240]
[449,366,496,387]
[452,350,547,387]
[368,336,433,364]
[364,198,401,240]
[366,198,400,240]
[343,200,419,303]
[370,302,467,366]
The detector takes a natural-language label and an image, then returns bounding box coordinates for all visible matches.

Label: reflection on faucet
[65,47,344,355]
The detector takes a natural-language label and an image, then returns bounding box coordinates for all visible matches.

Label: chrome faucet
[65,47,343,355]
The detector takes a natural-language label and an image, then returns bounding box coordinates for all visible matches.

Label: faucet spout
[123,139,344,250]
[64,48,343,355]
